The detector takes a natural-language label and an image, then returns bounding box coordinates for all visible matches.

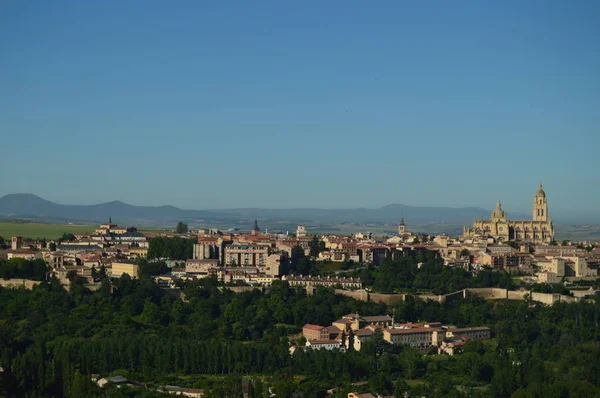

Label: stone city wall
[334,289,370,302]
[467,288,509,299]
[369,292,407,306]
[0,279,41,290]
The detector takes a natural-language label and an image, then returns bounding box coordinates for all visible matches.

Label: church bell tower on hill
[533,184,549,222]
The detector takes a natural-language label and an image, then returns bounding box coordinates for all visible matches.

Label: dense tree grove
[308,236,326,258]
[1,271,600,397]
[0,258,48,281]
[58,233,76,243]
[175,221,189,234]
[137,260,170,277]
[147,237,195,260]
[353,254,515,294]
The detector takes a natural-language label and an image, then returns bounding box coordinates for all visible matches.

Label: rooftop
[303,324,326,331]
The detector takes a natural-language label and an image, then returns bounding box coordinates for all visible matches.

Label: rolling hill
[0,193,530,227]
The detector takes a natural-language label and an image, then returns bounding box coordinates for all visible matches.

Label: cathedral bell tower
[491,201,506,222]
[533,184,549,221]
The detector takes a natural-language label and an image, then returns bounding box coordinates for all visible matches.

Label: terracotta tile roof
[333,319,353,325]
[362,315,392,322]
[449,326,490,333]
[354,329,374,337]
[384,327,434,335]
[308,339,342,345]
[303,324,326,331]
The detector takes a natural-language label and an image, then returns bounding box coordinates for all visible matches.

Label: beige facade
[446,327,491,340]
[7,250,38,260]
[185,259,218,275]
[537,271,561,283]
[224,244,269,266]
[296,225,306,237]
[264,254,284,276]
[566,257,597,277]
[283,275,362,290]
[462,185,554,244]
[193,237,223,263]
[539,257,566,276]
[383,328,434,348]
[111,262,140,278]
[302,324,329,341]
[11,236,23,250]
[48,252,65,269]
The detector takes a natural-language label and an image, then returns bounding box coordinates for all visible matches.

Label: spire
[251,218,260,235]
[109,217,112,224]
[492,200,505,220]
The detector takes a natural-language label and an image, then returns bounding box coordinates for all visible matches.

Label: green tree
[49,242,57,251]
[176,221,189,234]
[140,298,163,325]
[308,236,325,258]
[147,237,194,260]
[69,371,100,398]
[60,233,76,242]
[505,240,519,249]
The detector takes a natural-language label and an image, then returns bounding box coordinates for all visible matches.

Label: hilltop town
[1,185,600,397]
[2,186,598,293]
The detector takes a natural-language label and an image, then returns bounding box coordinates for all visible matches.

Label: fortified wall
[0,278,41,289]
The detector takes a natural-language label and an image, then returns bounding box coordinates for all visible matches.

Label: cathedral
[462,184,555,243]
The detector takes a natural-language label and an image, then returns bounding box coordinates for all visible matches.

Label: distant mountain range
[0,193,533,227]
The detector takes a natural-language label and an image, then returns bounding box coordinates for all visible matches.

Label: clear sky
[1,1,599,216]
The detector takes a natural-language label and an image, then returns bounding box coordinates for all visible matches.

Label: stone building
[296,225,307,238]
[224,244,269,266]
[11,236,23,250]
[462,184,554,243]
[111,261,140,278]
[193,237,224,263]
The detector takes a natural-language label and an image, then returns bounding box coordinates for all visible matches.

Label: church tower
[533,184,549,221]
[398,217,406,235]
[252,218,261,235]
[491,201,506,222]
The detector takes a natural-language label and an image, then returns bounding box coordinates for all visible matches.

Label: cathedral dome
[536,184,546,198]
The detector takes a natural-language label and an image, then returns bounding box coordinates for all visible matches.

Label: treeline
[147,237,195,260]
[0,258,48,281]
[1,270,600,397]
[354,254,514,294]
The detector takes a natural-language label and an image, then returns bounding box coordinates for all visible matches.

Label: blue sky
[1,1,599,216]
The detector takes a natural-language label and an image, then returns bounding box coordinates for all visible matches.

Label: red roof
[384,327,435,335]
[198,237,219,243]
[303,324,326,331]
[308,339,341,345]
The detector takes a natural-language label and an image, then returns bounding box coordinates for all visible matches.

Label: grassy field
[2,219,598,241]
[0,221,96,239]
[0,221,165,240]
